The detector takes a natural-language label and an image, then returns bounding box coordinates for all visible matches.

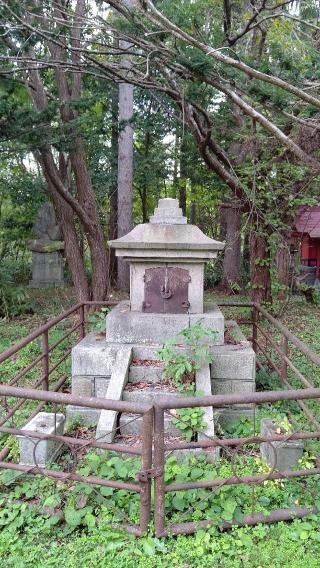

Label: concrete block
[189,306,225,344]
[18,412,65,466]
[72,334,118,376]
[96,346,132,443]
[123,387,181,404]
[94,377,111,398]
[119,413,181,437]
[66,406,99,426]
[260,419,304,471]
[210,343,255,380]
[71,375,93,398]
[211,379,255,395]
[215,408,254,430]
[71,376,111,398]
[106,302,224,345]
[128,365,163,383]
[132,345,162,360]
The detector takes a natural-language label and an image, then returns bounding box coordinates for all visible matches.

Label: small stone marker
[260,418,304,472]
[18,412,65,467]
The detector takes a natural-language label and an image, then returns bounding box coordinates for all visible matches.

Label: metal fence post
[154,405,166,537]
[139,407,153,534]
[42,330,49,391]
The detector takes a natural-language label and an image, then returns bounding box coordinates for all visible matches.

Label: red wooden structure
[294,206,320,277]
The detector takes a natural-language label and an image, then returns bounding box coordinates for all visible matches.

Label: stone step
[132,345,162,360]
[128,364,164,383]
[123,386,180,404]
[119,413,181,437]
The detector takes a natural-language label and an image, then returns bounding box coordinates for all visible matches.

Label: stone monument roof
[108,198,224,260]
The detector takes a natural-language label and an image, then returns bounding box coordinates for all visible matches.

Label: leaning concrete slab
[18,412,65,466]
[95,346,132,443]
[196,365,220,462]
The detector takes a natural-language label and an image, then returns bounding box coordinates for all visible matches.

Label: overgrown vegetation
[0,447,320,567]
[0,292,320,566]
[157,321,216,439]
[157,321,216,390]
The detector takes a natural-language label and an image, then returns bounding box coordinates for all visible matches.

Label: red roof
[295,206,320,238]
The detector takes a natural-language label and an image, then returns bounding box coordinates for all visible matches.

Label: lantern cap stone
[108,198,224,261]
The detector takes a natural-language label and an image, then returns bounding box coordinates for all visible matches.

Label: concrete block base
[260,419,304,471]
[106,301,224,345]
[18,412,65,466]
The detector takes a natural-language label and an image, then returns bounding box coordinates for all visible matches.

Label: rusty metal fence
[0,300,320,536]
[153,387,320,537]
[0,384,153,536]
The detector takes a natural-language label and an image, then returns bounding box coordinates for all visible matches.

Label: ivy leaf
[221,510,234,521]
[64,507,82,526]
[172,495,186,511]
[142,538,155,556]
[100,487,114,497]
[84,513,96,528]
[223,498,237,514]
[190,468,204,480]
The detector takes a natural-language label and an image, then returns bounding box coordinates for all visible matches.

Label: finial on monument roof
[150,197,187,225]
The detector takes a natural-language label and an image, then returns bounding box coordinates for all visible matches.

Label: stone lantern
[107,198,225,344]
[70,197,255,434]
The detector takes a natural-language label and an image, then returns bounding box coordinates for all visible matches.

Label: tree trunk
[249,231,271,303]
[179,139,187,216]
[117,54,134,291]
[219,203,228,241]
[220,203,242,293]
[190,181,196,225]
[242,229,250,286]
[277,233,291,301]
[109,46,119,286]
[69,145,109,300]
[42,169,90,301]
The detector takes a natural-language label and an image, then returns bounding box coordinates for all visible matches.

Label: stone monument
[69,198,256,450]
[28,203,65,288]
